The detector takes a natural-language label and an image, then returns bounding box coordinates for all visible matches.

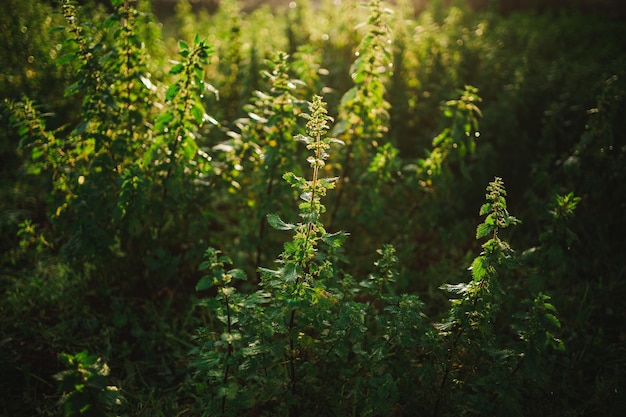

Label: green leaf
[476,223,493,240]
[181,137,197,160]
[544,313,561,329]
[155,110,174,131]
[165,83,180,102]
[321,231,348,247]
[191,102,204,124]
[470,256,487,281]
[230,269,246,281]
[169,63,184,75]
[267,213,295,231]
[284,263,298,282]
[196,276,214,291]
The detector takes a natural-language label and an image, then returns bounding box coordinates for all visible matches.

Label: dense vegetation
[1,0,625,415]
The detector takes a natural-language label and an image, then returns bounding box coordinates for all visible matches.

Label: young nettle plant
[417,84,482,186]
[193,95,351,416]
[54,350,124,417]
[330,0,393,228]
[432,177,564,417]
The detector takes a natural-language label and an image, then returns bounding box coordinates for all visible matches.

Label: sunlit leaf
[169,63,184,75]
[476,223,493,240]
[284,262,298,282]
[470,256,487,281]
[165,83,180,102]
[267,213,295,231]
[191,102,204,124]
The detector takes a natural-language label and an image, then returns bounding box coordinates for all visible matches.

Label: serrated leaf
[476,223,493,240]
[191,102,204,124]
[230,269,246,281]
[543,301,557,313]
[470,256,487,281]
[169,63,184,75]
[165,83,180,102]
[479,203,491,216]
[181,137,197,160]
[284,263,298,282]
[321,231,348,247]
[196,276,214,291]
[267,213,295,231]
[544,313,561,329]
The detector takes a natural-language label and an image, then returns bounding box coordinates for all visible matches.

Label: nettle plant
[330,0,393,229]
[215,51,308,273]
[7,0,219,288]
[54,350,123,417]
[192,96,564,416]
[193,96,350,416]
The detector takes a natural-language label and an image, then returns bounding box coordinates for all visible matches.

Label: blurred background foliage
[1,0,625,415]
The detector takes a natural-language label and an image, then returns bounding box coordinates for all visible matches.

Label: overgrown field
[1,0,625,415]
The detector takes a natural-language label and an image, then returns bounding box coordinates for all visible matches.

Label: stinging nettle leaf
[267,213,296,231]
[169,63,184,75]
[321,231,348,247]
[476,223,493,240]
[470,255,488,281]
[545,313,561,329]
[165,83,180,102]
[191,102,204,124]
[196,276,214,291]
[283,262,298,282]
[230,269,246,281]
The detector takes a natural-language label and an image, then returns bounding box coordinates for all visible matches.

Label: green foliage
[2,0,625,416]
[6,0,220,288]
[55,351,123,417]
[194,160,565,416]
[193,96,349,416]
